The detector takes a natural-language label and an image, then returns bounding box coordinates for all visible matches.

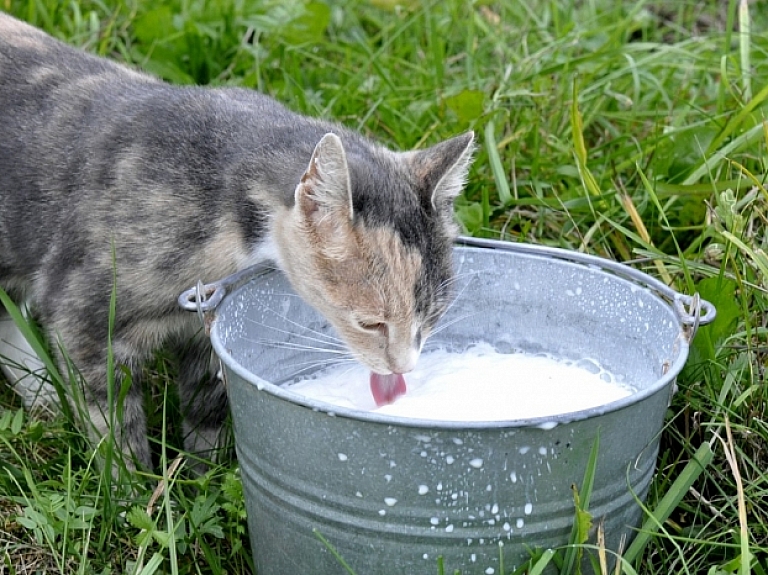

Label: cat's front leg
[173,333,229,469]
[45,308,152,470]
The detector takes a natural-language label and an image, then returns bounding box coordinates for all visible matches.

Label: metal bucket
[0,305,55,409]
[186,238,715,574]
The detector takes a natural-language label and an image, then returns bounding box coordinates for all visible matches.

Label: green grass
[1,0,768,573]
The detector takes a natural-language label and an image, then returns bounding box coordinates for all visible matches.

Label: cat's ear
[406,131,475,213]
[295,133,354,258]
[296,132,354,222]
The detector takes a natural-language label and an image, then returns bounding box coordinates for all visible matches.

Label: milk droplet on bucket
[384,497,397,507]
[524,503,533,515]
[516,518,524,529]
[469,458,484,468]
[491,503,499,514]
[418,485,429,495]
[537,421,558,430]
[485,568,495,574]
[337,453,348,461]
[446,455,455,464]
[430,517,440,526]
[445,524,454,533]
[509,471,517,483]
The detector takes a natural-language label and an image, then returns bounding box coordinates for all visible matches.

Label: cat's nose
[391,347,420,374]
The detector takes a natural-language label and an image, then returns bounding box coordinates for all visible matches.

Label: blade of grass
[617,183,673,284]
[719,230,768,279]
[103,245,118,489]
[716,0,741,115]
[684,122,765,185]
[160,384,180,575]
[654,174,764,197]
[597,522,608,575]
[727,158,768,201]
[738,0,751,103]
[718,416,752,575]
[136,552,164,575]
[561,429,599,575]
[707,84,768,155]
[485,120,512,205]
[0,288,66,394]
[528,548,556,575]
[313,529,358,575]
[623,440,715,564]
[570,80,605,211]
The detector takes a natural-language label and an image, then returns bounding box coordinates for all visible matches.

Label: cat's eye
[356,320,387,334]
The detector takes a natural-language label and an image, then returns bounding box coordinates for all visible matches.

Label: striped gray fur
[0,13,474,469]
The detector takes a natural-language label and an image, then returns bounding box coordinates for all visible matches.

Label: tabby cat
[0,13,474,468]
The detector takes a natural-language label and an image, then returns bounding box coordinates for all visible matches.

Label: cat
[0,12,474,470]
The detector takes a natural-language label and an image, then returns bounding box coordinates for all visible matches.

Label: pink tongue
[369,372,407,406]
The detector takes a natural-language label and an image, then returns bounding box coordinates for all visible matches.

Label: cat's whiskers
[240,337,352,357]
[243,315,346,350]
[430,311,480,337]
[436,268,484,317]
[283,357,360,383]
[285,355,363,383]
[438,268,483,296]
[267,304,346,345]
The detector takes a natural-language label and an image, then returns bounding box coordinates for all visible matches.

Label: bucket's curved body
[210,242,698,574]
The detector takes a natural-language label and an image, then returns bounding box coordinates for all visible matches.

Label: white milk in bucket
[287,342,633,421]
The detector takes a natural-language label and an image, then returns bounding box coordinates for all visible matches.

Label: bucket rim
[210,243,690,429]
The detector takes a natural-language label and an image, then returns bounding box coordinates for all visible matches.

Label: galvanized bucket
[180,238,715,574]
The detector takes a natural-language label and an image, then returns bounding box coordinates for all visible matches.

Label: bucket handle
[456,237,716,337]
[178,238,716,339]
[177,262,274,320]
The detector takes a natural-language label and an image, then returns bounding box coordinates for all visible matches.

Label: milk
[287,342,632,421]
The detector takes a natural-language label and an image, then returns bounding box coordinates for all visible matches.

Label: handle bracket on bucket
[456,237,716,339]
[675,293,706,342]
[178,263,274,316]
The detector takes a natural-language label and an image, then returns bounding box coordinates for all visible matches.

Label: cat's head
[275,131,474,375]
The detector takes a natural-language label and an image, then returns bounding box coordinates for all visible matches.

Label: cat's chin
[369,372,407,407]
